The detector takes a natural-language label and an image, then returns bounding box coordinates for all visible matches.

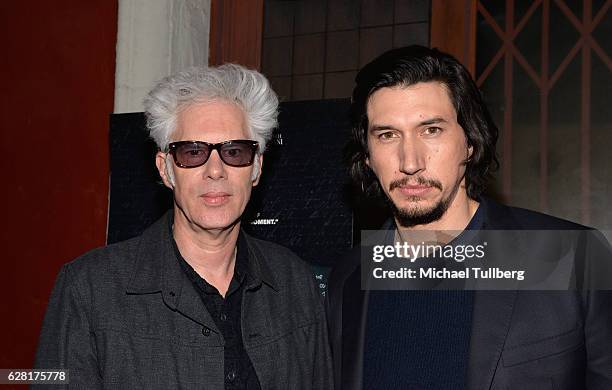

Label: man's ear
[155,151,174,189]
[252,154,263,186]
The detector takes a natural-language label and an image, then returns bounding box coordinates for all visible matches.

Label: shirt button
[226,370,237,382]
[202,327,211,336]
[220,313,227,321]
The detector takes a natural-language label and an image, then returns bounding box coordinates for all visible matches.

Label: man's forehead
[367,81,452,105]
[366,82,456,126]
[174,100,248,140]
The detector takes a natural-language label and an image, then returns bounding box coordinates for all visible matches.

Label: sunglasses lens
[175,143,210,167]
[220,142,256,166]
[170,140,257,168]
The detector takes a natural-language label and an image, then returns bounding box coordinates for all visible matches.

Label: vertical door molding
[430,0,477,75]
[209,0,264,69]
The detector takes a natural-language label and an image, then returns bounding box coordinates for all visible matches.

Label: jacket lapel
[340,223,396,389]
[465,197,523,389]
[125,210,219,333]
[341,265,369,390]
[467,290,517,389]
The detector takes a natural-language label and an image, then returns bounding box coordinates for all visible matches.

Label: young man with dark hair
[328,45,612,390]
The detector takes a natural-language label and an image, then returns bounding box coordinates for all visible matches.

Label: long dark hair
[347,45,499,199]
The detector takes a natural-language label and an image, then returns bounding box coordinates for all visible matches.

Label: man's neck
[172,208,240,297]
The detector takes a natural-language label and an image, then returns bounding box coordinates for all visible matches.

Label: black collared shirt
[172,231,261,390]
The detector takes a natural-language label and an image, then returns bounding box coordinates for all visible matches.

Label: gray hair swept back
[143,64,279,153]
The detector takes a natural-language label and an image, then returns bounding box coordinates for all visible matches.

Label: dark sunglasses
[167,140,259,168]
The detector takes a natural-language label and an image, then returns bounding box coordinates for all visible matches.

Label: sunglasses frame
[167,139,259,168]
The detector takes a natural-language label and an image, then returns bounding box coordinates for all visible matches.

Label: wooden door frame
[430,0,477,75]
[209,0,264,69]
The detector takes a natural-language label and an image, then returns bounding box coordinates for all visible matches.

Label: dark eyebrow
[369,117,448,132]
[419,116,448,126]
[368,124,399,132]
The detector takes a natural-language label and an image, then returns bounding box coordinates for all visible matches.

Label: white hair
[143,64,279,184]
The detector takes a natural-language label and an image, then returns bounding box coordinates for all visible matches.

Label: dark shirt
[363,204,484,390]
[172,230,262,390]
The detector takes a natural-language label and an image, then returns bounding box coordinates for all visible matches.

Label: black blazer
[327,198,612,390]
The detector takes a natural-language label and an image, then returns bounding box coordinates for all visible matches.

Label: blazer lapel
[467,290,517,389]
[467,197,522,389]
[341,266,369,390]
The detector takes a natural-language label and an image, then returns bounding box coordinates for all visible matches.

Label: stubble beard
[385,177,463,228]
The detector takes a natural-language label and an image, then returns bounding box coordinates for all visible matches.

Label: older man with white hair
[35,64,333,389]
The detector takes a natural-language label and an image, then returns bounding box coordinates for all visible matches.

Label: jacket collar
[241,231,279,292]
[465,197,520,390]
[478,196,522,229]
[125,212,170,295]
[125,210,278,304]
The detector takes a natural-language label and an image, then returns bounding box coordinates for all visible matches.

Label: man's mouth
[200,192,230,206]
[397,184,433,197]
[390,177,442,197]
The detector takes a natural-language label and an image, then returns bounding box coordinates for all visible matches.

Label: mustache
[389,176,443,192]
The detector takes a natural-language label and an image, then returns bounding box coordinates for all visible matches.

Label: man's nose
[202,149,227,179]
[399,138,426,175]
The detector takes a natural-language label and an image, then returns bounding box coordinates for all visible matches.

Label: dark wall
[0,1,117,368]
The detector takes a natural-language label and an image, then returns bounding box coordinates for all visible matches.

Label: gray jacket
[34,212,333,389]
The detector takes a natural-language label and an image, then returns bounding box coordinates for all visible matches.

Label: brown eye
[423,127,442,135]
[378,131,397,140]
[178,145,208,165]
[224,147,241,157]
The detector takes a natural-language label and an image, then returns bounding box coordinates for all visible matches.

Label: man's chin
[197,212,241,228]
[391,195,437,213]
[177,209,241,232]
[194,220,240,233]
[387,196,450,228]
